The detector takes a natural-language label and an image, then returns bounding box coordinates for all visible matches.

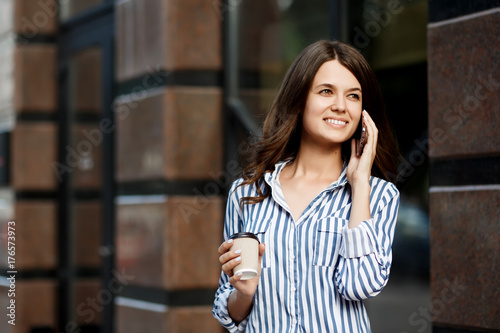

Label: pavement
[365,274,431,333]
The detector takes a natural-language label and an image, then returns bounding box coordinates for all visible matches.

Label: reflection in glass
[60,0,103,21]
[67,45,104,329]
[236,0,331,124]
[68,48,103,190]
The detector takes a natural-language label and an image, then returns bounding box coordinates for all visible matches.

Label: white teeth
[325,119,346,125]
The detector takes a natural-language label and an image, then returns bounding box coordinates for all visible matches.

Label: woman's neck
[286,141,344,181]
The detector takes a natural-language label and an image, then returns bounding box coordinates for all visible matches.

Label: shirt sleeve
[335,180,400,301]
[212,181,250,332]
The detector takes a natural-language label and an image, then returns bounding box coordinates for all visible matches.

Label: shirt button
[291,286,296,292]
[290,254,295,260]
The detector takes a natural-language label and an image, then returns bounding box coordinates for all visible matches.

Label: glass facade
[60,0,104,21]
[58,4,115,331]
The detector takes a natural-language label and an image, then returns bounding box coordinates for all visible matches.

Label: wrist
[351,181,371,198]
[234,288,254,302]
[228,288,254,323]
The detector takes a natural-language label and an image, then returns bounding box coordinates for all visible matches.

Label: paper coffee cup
[230,232,260,280]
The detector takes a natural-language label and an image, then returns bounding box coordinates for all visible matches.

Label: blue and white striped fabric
[213,160,400,332]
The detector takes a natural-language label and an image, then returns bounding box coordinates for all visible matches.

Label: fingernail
[227,239,233,244]
[235,249,242,254]
[237,272,243,277]
[235,257,241,262]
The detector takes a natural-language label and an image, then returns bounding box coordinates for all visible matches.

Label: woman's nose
[330,98,346,112]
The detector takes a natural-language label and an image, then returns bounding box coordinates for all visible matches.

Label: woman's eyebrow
[314,83,362,92]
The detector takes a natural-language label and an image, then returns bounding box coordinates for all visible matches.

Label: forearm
[349,182,371,228]
[227,289,254,323]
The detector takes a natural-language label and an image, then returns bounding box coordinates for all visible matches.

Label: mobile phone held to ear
[356,110,367,156]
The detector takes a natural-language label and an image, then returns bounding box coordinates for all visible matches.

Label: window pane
[67,45,104,329]
[60,0,103,21]
[68,47,103,189]
[236,0,331,125]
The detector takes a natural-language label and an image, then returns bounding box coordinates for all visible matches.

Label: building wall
[428,1,500,332]
[0,0,59,332]
[0,0,225,332]
[114,0,224,331]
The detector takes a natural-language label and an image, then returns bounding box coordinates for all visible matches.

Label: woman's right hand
[218,239,266,298]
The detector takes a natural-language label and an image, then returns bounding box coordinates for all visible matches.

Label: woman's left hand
[346,110,378,188]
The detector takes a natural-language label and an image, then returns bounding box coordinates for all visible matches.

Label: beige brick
[163,87,223,180]
[164,196,223,290]
[115,90,165,182]
[116,87,223,182]
[116,196,223,289]
[116,199,165,288]
[164,0,222,71]
[0,280,57,333]
[14,44,57,113]
[12,200,57,270]
[11,122,58,190]
[115,0,165,82]
[14,0,57,36]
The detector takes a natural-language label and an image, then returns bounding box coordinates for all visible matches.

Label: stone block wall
[0,1,59,332]
[428,1,500,332]
[114,0,224,331]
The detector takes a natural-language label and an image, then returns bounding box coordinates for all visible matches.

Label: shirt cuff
[213,286,249,332]
[340,219,380,260]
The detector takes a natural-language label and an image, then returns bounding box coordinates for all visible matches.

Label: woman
[213,40,400,332]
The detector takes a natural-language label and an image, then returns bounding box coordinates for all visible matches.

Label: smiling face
[301,59,363,150]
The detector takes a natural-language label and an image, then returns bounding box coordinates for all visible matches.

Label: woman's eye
[348,93,360,100]
[320,89,332,95]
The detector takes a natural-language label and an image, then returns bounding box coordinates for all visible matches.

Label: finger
[363,111,378,139]
[255,244,265,268]
[361,111,378,153]
[229,271,243,284]
[222,255,242,277]
[218,238,234,255]
[219,247,241,265]
[258,243,266,257]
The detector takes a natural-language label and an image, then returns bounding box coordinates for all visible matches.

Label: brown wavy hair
[240,40,399,205]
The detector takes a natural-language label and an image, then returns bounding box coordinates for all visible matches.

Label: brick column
[428,3,500,333]
[114,0,224,331]
[0,1,58,332]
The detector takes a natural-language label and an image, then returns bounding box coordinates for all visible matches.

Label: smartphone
[356,110,367,156]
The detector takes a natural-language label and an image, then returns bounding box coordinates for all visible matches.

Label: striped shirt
[213,160,400,332]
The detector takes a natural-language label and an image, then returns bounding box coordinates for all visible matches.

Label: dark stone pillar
[428,1,500,332]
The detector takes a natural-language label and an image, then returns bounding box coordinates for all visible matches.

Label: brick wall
[428,1,500,332]
[0,0,59,332]
[114,0,224,331]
